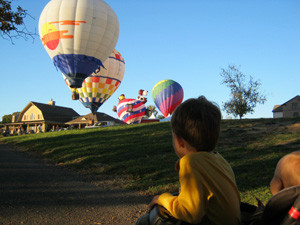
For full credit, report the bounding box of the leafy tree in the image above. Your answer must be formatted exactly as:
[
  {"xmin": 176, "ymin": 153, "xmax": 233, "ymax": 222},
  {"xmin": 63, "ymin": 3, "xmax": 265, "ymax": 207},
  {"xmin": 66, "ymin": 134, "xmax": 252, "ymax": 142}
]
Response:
[
  {"xmin": 1, "ymin": 112, "xmax": 20, "ymax": 124},
  {"xmin": 1, "ymin": 114, "xmax": 12, "ymax": 123},
  {"xmin": 157, "ymin": 115, "xmax": 165, "ymax": 120},
  {"xmin": 220, "ymin": 65, "xmax": 266, "ymax": 119},
  {"xmin": 146, "ymin": 105, "xmax": 158, "ymax": 118},
  {"xmin": 0, "ymin": 0, "xmax": 35, "ymax": 42}
]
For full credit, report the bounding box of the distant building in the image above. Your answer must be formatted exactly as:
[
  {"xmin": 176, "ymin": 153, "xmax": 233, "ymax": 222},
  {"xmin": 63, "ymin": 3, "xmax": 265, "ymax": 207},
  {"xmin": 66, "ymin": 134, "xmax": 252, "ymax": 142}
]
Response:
[
  {"xmin": 272, "ymin": 95, "xmax": 300, "ymax": 118},
  {"xmin": 4, "ymin": 100, "xmax": 79, "ymax": 134},
  {"xmin": 141, "ymin": 113, "xmax": 160, "ymax": 123},
  {"xmin": 66, "ymin": 112, "xmax": 125, "ymax": 128}
]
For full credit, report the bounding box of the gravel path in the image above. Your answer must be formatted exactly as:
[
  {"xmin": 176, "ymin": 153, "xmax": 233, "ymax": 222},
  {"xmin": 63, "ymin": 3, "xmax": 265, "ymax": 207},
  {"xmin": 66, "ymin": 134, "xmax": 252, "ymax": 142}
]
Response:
[{"xmin": 0, "ymin": 143, "xmax": 150, "ymax": 225}]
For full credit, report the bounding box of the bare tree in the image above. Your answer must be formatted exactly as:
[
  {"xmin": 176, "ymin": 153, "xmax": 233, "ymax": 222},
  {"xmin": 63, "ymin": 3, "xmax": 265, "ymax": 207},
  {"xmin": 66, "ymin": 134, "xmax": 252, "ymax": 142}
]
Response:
[
  {"xmin": 220, "ymin": 65, "xmax": 266, "ymax": 119},
  {"xmin": 0, "ymin": 0, "xmax": 36, "ymax": 43}
]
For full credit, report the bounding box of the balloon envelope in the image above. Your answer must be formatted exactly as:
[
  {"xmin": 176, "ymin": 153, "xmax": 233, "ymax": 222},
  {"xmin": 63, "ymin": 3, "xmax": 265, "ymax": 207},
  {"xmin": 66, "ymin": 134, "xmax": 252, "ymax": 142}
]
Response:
[
  {"xmin": 117, "ymin": 99, "xmax": 146, "ymax": 124},
  {"xmin": 63, "ymin": 49, "xmax": 125, "ymax": 114},
  {"xmin": 39, "ymin": 0, "xmax": 119, "ymax": 88},
  {"xmin": 152, "ymin": 79, "xmax": 184, "ymax": 118}
]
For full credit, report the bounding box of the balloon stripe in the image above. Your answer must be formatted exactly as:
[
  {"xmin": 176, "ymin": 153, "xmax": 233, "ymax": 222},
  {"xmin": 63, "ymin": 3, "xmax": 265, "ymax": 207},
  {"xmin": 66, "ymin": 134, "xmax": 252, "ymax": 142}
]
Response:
[
  {"xmin": 124, "ymin": 111, "xmax": 146, "ymax": 123},
  {"xmin": 109, "ymin": 56, "xmax": 125, "ymax": 64},
  {"xmin": 116, "ymin": 99, "xmax": 146, "ymax": 124},
  {"xmin": 158, "ymin": 89, "xmax": 183, "ymax": 115},
  {"xmin": 152, "ymin": 80, "xmax": 174, "ymax": 100}
]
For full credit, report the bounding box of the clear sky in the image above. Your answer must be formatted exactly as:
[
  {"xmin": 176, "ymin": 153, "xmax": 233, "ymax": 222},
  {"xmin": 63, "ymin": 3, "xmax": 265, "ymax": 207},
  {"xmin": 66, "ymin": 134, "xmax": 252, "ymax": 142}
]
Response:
[{"xmin": 1, "ymin": 0, "xmax": 300, "ymax": 120}]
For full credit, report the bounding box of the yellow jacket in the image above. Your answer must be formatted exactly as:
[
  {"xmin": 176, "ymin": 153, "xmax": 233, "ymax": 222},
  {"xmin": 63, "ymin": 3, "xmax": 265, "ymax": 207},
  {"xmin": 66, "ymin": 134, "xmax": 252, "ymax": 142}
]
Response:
[{"xmin": 158, "ymin": 152, "xmax": 240, "ymax": 225}]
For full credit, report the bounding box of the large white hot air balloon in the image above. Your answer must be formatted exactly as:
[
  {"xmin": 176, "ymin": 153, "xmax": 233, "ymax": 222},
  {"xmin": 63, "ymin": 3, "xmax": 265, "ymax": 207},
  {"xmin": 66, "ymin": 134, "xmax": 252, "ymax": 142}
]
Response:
[{"xmin": 39, "ymin": 0, "xmax": 119, "ymax": 88}]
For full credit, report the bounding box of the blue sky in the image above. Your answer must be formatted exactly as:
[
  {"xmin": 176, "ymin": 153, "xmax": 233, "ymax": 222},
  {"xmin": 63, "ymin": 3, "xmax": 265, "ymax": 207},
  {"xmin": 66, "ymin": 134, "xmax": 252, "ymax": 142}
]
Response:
[{"xmin": 1, "ymin": 0, "xmax": 300, "ymax": 120}]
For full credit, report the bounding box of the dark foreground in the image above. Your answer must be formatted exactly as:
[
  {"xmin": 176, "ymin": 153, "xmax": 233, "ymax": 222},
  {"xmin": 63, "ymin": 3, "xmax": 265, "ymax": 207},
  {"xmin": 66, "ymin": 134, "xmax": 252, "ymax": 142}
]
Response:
[{"xmin": 0, "ymin": 143, "xmax": 149, "ymax": 225}]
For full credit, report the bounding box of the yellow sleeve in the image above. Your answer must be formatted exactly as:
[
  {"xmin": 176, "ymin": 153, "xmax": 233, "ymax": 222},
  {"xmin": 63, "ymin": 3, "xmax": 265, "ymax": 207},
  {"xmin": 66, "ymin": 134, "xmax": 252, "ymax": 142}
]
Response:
[{"xmin": 157, "ymin": 156, "xmax": 208, "ymax": 224}]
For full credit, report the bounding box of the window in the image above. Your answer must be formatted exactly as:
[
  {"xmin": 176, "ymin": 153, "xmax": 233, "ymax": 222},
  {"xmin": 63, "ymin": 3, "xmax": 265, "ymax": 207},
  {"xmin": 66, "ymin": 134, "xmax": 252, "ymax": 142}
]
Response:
[
  {"xmin": 127, "ymin": 103, "xmax": 133, "ymax": 112},
  {"xmin": 38, "ymin": 114, "xmax": 41, "ymax": 120},
  {"xmin": 293, "ymin": 112, "xmax": 299, "ymax": 117},
  {"xmin": 30, "ymin": 113, "xmax": 35, "ymax": 120},
  {"xmin": 24, "ymin": 115, "xmax": 27, "ymax": 121},
  {"xmin": 292, "ymin": 103, "xmax": 297, "ymax": 109}
]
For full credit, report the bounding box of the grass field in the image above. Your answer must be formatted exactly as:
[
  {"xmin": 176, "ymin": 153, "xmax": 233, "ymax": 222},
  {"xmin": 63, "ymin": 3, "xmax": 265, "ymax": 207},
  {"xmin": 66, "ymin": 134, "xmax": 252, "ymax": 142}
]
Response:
[{"xmin": 2, "ymin": 118, "xmax": 300, "ymax": 205}]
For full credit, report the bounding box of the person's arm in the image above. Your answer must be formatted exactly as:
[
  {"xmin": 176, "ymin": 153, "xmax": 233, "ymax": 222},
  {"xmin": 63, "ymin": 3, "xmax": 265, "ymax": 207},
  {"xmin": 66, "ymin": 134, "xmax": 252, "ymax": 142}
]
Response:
[
  {"xmin": 149, "ymin": 195, "xmax": 159, "ymax": 209},
  {"xmin": 157, "ymin": 156, "xmax": 206, "ymax": 224},
  {"xmin": 270, "ymin": 159, "xmax": 284, "ymax": 195}
]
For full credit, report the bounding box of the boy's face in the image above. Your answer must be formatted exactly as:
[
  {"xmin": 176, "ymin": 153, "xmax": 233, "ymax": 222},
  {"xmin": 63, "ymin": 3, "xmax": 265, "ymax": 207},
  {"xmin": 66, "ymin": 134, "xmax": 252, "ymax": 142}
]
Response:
[
  {"xmin": 172, "ymin": 132, "xmax": 181, "ymax": 158},
  {"xmin": 172, "ymin": 131, "xmax": 198, "ymax": 158},
  {"xmin": 172, "ymin": 132, "xmax": 187, "ymax": 158}
]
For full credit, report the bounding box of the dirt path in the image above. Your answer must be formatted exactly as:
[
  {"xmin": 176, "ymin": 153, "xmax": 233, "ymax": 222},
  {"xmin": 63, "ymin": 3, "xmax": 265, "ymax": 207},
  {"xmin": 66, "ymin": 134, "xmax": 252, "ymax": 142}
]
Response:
[{"xmin": 0, "ymin": 143, "xmax": 150, "ymax": 225}]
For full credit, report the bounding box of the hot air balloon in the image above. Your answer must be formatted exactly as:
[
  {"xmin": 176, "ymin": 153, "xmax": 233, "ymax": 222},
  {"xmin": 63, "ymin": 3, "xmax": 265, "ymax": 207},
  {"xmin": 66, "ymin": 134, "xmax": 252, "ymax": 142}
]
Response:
[
  {"xmin": 63, "ymin": 49, "xmax": 125, "ymax": 114},
  {"xmin": 152, "ymin": 79, "xmax": 184, "ymax": 118},
  {"xmin": 39, "ymin": 0, "xmax": 119, "ymax": 88},
  {"xmin": 116, "ymin": 98, "xmax": 146, "ymax": 124}
]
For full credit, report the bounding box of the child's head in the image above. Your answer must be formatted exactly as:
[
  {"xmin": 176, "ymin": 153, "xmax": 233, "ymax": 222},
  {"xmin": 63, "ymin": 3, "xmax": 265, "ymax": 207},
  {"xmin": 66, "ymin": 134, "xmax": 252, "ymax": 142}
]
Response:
[
  {"xmin": 270, "ymin": 151, "xmax": 300, "ymax": 195},
  {"xmin": 171, "ymin": 96, "xmax": 221, "ymax": 152}
]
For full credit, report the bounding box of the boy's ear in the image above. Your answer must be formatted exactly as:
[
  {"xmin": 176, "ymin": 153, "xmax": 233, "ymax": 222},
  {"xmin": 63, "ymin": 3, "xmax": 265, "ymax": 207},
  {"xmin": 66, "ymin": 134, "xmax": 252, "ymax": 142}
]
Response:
[{"xmin": 174, "ymin": 134, "xmax": 185, "ymax": 148}]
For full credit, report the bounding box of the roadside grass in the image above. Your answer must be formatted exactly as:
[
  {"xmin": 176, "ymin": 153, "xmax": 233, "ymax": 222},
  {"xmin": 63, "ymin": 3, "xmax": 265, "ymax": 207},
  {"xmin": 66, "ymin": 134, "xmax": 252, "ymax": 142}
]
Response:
[{"xmin": 2, "ymin": 118, "xmax": 300, "ymax": 205}]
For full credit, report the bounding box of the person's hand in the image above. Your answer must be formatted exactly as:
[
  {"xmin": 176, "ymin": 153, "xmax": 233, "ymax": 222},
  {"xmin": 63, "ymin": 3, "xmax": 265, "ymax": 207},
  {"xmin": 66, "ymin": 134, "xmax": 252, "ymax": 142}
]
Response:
[
  {"xmin": 175, "ymin": 159, "xmax": 180, "ymax": 172},
  {"xmin": 149, "ymin": 195, "xmax": 159, "ymax": 209}
]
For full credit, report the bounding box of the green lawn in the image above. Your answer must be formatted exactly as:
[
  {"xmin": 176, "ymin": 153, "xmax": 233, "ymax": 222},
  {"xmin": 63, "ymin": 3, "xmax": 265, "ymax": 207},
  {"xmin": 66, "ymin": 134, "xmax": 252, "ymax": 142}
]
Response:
[{"xmin": 2, "ymin": 118, "xmax": 300, "ymax": 205}]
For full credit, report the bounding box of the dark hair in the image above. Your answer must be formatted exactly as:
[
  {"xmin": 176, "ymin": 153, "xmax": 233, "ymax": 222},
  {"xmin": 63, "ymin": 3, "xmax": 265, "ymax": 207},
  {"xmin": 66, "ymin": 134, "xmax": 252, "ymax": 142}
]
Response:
[{"xmin": 171, "ymin": 96, "xmax": 221, "ymax": 151}]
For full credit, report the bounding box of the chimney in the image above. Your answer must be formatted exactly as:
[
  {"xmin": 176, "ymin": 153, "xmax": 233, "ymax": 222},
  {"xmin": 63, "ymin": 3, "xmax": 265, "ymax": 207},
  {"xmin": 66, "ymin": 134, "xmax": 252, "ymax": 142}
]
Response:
[{"xmin": 48, "ymin": 99, "xmax": 55, "ymax": 106}]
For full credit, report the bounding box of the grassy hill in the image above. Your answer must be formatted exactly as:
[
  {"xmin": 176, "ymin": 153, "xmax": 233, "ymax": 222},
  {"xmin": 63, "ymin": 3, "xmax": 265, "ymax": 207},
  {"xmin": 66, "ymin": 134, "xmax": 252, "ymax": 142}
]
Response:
[{"xmin": 2, "ymin": 118, "xmax": 300, "ymax": 205}]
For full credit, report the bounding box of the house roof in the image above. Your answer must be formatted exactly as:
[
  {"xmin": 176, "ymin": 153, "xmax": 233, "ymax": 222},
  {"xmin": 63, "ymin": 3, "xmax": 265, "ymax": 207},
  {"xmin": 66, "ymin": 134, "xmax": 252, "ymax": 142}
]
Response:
[
  {"xmin": 17, "ymin": 101, "xmax": 80, "ymax": 123},
  {"xmin": 66, "ymin": 112, "xmax": 125, "ymax": 124},
  {"xmin": 272, "ymin": 105, "xmax": 283, "ymax": 113},
  {"xmin": 272, "ymin": 95, "xmax": 300, "ymax": 113}
]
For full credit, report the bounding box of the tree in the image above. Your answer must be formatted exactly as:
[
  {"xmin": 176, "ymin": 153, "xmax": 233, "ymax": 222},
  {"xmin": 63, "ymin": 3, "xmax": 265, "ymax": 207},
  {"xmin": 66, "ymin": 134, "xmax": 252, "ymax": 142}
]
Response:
[
  {"xmin": 1, "ymin": 112, "xmax": 20, "ymax": 124},
  {"xmin": 146, "ymin": 105, "xmax": 158, "ymax": 118},
  {"xmin": 1, "ymin": 114, "xmax": 12, "ymax": 123},
  {"xmin": 157, "ymin": 115, "xmax": 165, "ymax": 120},
  {"xmin": 220, "ymin": 65, "xmax": 266, "ymax": 119},
  {"xmin": 0, "ymin": 0, "xmax": 35, "ymax": 42}
]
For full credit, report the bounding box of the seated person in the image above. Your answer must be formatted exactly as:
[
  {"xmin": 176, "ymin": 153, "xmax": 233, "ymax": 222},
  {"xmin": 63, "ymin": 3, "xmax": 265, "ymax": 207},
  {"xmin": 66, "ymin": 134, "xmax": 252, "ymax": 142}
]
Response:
[
  {"xmin": 136, "ymin": 96, "xmax": 241, "ymax": 225},
  {"xmin": 241, "ymin": 152, "xmax": 300, "ymax": 224},
  {"xmin": 270, "ymin": 151, "xmax": 300, "ymax": 195}
]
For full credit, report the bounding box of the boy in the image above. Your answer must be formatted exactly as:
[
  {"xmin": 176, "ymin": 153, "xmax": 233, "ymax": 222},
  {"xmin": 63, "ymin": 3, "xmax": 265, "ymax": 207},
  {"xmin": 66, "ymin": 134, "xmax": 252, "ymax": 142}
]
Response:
[
  {"xmin": 136, "ymin": 96, "xmax": 241, "ymax": 225},
  {"xmin": 270, "ymin": 151, "xmax": 300, "ymax": 195}
]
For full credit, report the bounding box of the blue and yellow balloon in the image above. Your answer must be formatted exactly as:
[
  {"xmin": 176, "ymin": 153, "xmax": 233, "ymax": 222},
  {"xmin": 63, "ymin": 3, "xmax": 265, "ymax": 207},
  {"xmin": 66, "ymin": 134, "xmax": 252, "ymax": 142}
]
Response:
[{"xmin": 39, "ymin": 0, "xmax": 119, "ymax": 88}]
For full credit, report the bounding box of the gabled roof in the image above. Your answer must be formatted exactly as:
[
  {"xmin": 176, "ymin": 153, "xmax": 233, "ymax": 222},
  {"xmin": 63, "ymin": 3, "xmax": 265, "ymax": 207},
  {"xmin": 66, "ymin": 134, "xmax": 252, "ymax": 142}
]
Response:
[
  {"xmin": 17, "ymin": 101, "xmax": 79, "ymax": 123},
  {"xmin": 272, "ymin": 105, "xmax": 283, "ymax": 113},
  {"xmin": 272, "ymin": 95, "xmax": 300, "ymax": 113},
  {"xmin": 66, "ymin": 112, "xmax": 125, "ymax": 124}
]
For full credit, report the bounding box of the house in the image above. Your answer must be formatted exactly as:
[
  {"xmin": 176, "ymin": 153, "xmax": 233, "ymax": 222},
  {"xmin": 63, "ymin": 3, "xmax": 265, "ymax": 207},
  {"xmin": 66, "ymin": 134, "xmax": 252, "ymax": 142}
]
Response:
[
  {"xmin": 272, "ymin": 95, "xmax": 300, "ymax": 118},
  {"xmin": 65, "ymin": 112, "xmax": 125, "ymax": 128},
  {"xmin": 4, "ymin": 100, "xmax": 79, "ymax": 134}
]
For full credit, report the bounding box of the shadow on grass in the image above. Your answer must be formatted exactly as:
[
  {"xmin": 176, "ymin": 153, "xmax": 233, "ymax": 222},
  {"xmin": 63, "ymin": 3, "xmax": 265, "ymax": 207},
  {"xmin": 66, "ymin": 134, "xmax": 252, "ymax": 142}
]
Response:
[
  {"xmin": 227, "ymin": 139, "xmax": 300, "ymax": 193},
  {"xmin": 2, "ymin": 123, "xmax": 176, "ymax": 192},
  {"xmin": 3, "ymin": 119, "xmax": 300, "ymax": 200},
  {"xmin": 0, "ymin": 143, "xmax": 150, "ymax": 208}
]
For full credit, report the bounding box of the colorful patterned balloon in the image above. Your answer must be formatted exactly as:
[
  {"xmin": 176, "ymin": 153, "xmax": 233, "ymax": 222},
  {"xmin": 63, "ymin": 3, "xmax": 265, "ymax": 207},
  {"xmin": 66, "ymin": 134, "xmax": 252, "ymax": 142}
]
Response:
[
  {"xmin": 63, "ymin": 49, "xmax": 125, "ymax": 114},
  {"xmin": 39, "ymin": 0, "xmax": 119, "ymax": 88},
  {"xmin": 117, "ymin": 99, "xmax": 146, "ymax": 124},
  {"xmin": 152, "ymin": 79, "xmax": 184, "ymax": 118}
]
